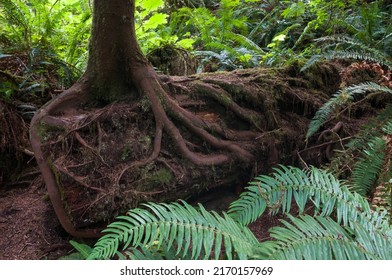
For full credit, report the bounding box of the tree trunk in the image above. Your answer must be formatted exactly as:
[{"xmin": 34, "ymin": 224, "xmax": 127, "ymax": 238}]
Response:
[
  {"xmin": 29, "ymin": 0, "xmax": 344, "ymax": 237},
  {"xmin": 85, "ymin": 0, "xmax": 143, "ymax": 102}
]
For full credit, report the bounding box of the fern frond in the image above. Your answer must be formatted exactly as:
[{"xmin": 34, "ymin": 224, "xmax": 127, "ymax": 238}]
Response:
[
  {"xmin": 69, "ymin": 240, "xmax": 92, "ymax": 259},
  {"xmin": 228, "ymin": 166, "xmax": 390, "ymax": 234},
  {"xmin": 324, "ymin": 50, "xmax": 392, "ymax": 69},
  {"xmin": 88, "ymin": 201, "xmax": 259, "ymax": 260},
  {"xmin": 0, "ymin": 0, "xmax": 28, "ymax": 30},
  {"xmin": 300, "ymin": 54, "xmax": 323, "ymax": 72},
  {"xmin": 228, "ymin": 166, "xmax": 310, "ymax": 225},
  {"xmin": 351, "ymin": 137, "xmax": 387, "ymax": 195},
  {"xmin": 352, "ymin": 221, "xmax": 392, "ymax": 260},
  {"xmin": 255, "ymin": 214, "xmax": 392, "ymax": 260},
  {"xmin": 383, "ymin": 120, "xmax": 392, "ymax": 134},
  {"xmin": 306, "ymin": 82, "xmax": 392, "ymax": 139},
  {"xmin": 328, "ymin": 105, "xmax": 392, "ymax": 177},
  {"xmin": 301, "ymin": 35, "xmax": 392, "ymax": 71}
]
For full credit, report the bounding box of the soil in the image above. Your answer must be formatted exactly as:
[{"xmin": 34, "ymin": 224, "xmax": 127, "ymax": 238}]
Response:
[{"xmin": 0, "ymin": 177, "xmax": 72, "ymax": 259}]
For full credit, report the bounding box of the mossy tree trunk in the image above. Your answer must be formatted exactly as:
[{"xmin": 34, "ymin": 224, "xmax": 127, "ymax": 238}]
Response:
[{"xmin": 29, "ymin": 0, "xmax": 343, "ymax": 237}]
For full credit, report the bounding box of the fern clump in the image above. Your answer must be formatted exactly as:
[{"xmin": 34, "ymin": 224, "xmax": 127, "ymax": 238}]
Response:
[
  {"xmin": 255, "ymin": 214, "xmax": 392, "ymax": 260},
  {"xmin": 85, "ymin": 166, "xmax": 392, "ymax": 260},
  {"xmin": 301, "ymin": 35, "xmax": 392, "ymax": 72},
  {"xmin": 88, "ymin": 201, "xmax": 259, "ymax": 260}
]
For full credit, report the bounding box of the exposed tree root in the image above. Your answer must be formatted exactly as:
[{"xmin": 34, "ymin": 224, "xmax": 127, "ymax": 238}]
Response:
[{"xmin": 30, "ymin": 63, "xmax": 342, "ymax": 237}]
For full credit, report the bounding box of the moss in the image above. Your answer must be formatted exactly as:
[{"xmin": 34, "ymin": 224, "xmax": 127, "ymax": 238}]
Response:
[
  {"xmin": 220, "ymin": 93, "xmax": 233, "ymax": 106},
  {"xmin": 134, "ymin": 165, "xmax": 173, "ymax": 192},
  {"xmin": 150, "ymin": 168, "xmax": 173, "ymax": 185},
  {"xmin": 120, "ymin": 143, "xmax": 132, "ymax": 161},
  {"xmin": 37, "ymin": 120, "xmax": 65, "ymax": 141}
]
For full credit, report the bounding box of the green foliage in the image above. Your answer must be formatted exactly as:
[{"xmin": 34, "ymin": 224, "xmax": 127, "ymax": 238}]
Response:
[
  {"xmin": 302, "ymin": 11, "xmax": 391, "ymax": 202},
  {"xmin": 306, "ymin": 82, "xmax": 392, "ymax": 139},
  {"xmin": 351, "ymin": 137, "xmax": 388, "ymax": 195},
  {"xmin": 135, "ymin": 0, "xmax": 195, "ymax": 54},
  {"xmin": 171, "ymin": 1, "xmax": 265, "ymax": 70},
  {"xmin": 328, "ymin": 105, "xmax": 392, "ymax": 203},
  {"xmin": 85, "ymin": 166, "xmax": 392, "ymax": 260},
  {"xmin": 1, "ymin": 0, "xmax": 390, "ymax": 260},
  {"xmin": 301, "ymin": 35, "xmax": 392, "ymax": 71},
  {"xmin": 2, "ymin": 0, "xmax": 389, "ymax": 74},
  {"xmin": 255, "ymin": 214, "xmax": 392, "ymax": 260},
  {"xmin": 88, "ymin": 201, "xmax": 259, "ymax": 260},
  {"xmin": 0, "ymin": 0, "xmax": 92, "ymax": 68}
]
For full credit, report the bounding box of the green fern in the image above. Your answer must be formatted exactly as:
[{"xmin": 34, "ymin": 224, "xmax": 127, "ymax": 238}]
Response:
[
  {"xmin": 351, "ymin": 137, "xmax": 388, "ymax": 196},
  {"xmin": 254, "ymin": 214, "xmax": 392, "ymax": 260},
  {"xmin": 301, "ymin": 35, "xmax": 392, "ymax": 71},
  {"xmin": 306, "ymin": 82, "xmax": 392, "ymax": 139},
  {"xmin": 88, "ymin": 201, "xmax": 259, "ymax": 260},
  {"xmin": 0, "ymin": 0, "xmax": 28, "ymax": 28},
  {"xmin": 0, "ymin": 0, "xmax": 30, "ymax": 47},
  {"xmin": 228, "ymin": 166, "xmax": 390, "ymax": 234},
  {"xmin": 328, "ymin": 105, "xmax": 392, "ymax": 178},
  {"xmin": 86, "ymin": 166, "xmax": 392, "ymax": 260},
  {"xmin": 69, "ymin": 240, "xmax": 93, "ymax": 259},
  {"xmin": 324, "ymin": 50, "xmax": 392, "ymax": 69}
]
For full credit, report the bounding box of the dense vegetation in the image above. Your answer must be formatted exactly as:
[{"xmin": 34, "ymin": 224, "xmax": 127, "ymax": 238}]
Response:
[{"xmin": 1, "ymin": 0, "xmax": 391, "ymax": 259}]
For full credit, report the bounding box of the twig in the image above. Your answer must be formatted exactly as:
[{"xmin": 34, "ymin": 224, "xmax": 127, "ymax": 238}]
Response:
[
  {"xmin": 74, "ymin": 132, "xmax": 109, "ymax": 167},
  {"xmin": 297, "ymin": 150, "xmax": 309, "ymax": 169},
  {"xmin": 298, "ymin": 136, "xmax": 352, "ymax": 153},
  {"xmin": 97, "ymin": 121, "xmax": 103, "ymax": 153}
]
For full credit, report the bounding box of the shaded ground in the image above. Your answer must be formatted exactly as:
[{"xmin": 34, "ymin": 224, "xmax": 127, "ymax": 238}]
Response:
[{"xmin": 0, "ymin": 177, "xmax": 72, "ymax": 259}]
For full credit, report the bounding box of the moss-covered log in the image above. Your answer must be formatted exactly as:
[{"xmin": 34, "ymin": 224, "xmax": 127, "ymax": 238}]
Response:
[
  {"xmin": 30, "ymin": 61, "xmax": 345, "ymax": 237},
  {"xmin": 28, "ymin": 0, "xmax": 346, "ymax": 237}
]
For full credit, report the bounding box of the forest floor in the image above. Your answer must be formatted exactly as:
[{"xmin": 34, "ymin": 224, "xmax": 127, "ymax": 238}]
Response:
[{"xmin": 0, "ymin": 177, "xmax": 71, "ymax": 259}]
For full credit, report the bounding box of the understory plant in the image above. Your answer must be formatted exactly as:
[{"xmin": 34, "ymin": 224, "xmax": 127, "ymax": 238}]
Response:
[
  {"xmin": 73, "ymin": 166, "xmax": 392, "ymax": 260},
  {"xmin": 303, "ymin": 28, "xmax": 392, "ymax": 208}
]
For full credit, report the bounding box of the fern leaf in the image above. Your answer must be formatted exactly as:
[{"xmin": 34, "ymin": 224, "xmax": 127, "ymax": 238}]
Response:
[
  {"xmin": 307, "ymin": 82, "xmax": 392, "ymax": 138},
  {"xmin": 383, "ymin": 120, "xmax": 392, "ymax": 134},
  {"xmin": 88, "ymin": 201, "xmax": 259, "ymax": 260},
  {"xmin": 352, "ymin": 222, "xmax": 392, "ymax": 260},
  {"xmin": 310, "ymin": 35, "xmax": 392, "ymax": 68},
  {"xmin": 255, "ymin": 214, "xmax": 392, "ymax": 260},
  {"xmin": 324, "ymin": 50, "xmax": 392, "ymax": 69},
  {"xmin": 300, "ymin": 54, "xmax": 323, "ymax": 72},
  {"xmin": 351, "ymin": 137, "xmax": 387, "ymax": 195},
  {"xmin": 228, "ymin": 166, "xmax": 314, "ymax": 225},
  {"xmin": 328, "ymin": 105, "xmax": 392, "ymax": 177},
  {"xmin": 228, "ymin": 166, "xmax": 390, "ymax": 235},
  {"xmin": 0, "ymin": 0, "xmax": 28, "ymax": 30},
  {"xmin": 69, "ymin": 240, "xmax": 92, "ymax": 259}
]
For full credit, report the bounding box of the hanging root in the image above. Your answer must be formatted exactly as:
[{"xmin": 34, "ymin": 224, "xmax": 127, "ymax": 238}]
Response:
[{"xmin": 135, "ymin": 67, "xmax": 261, "ymax": 166}]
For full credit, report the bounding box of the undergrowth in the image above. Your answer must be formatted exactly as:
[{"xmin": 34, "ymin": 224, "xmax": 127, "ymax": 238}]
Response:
[{"xmin": 68, "ymin": 166, "xmax": 391, "ymax": 260}]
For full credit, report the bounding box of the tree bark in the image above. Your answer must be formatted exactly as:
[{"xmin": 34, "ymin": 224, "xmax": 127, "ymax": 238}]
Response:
[{"xmin": 85, "ymin": 0, "xmax": 143, "ymax": 102}]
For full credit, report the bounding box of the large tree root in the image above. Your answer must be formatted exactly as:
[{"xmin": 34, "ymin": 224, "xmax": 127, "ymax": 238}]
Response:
[{"xmin": 30, "ymin": 64, "xmax": 340, "ymax": 237}]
